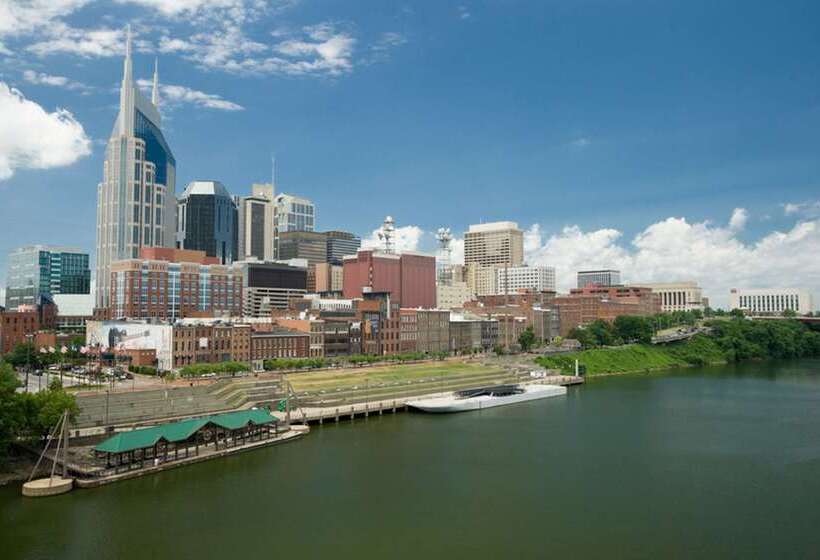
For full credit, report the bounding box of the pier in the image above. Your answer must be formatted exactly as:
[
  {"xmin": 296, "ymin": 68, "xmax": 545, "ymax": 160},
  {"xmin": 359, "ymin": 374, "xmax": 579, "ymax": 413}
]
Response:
[{"xmin": 283, "ymin": 376, "xmax": 583, "ymax": 425}]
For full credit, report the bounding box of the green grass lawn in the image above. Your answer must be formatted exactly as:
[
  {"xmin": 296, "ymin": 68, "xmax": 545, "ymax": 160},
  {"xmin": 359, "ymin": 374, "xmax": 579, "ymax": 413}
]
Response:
[
  {"xmin": 536, "ymin": 345, "xmax": 689, "ymax": 376},
  {"xmin": 288, "ymin": 361, "xmax": 503, "ymax": 391}
]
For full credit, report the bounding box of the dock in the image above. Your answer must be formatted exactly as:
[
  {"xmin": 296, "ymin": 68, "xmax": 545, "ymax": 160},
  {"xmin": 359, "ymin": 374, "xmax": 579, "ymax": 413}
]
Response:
[{"xmin": 283, "ymin": 376, "xmax": 583, "ymax": 425}]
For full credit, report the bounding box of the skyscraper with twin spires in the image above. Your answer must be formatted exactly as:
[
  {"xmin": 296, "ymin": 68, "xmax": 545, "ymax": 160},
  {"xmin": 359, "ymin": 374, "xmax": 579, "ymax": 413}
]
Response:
[{"xmin": 95, "ymin": 26, "xmax": 176, "ymax": 309}]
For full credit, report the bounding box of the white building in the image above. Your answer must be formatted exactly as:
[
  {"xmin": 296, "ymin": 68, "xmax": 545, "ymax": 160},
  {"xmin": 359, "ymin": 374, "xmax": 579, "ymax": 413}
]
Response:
[
  {"xmin": 496, "ymin": 266, "xmax": 556, "ymax": 294},
  {"xmin": 577, "ymin": 269, "xmax": 621, "ymax": 288},
  {"xmin": 96, "ymin": 30, "xmax": 176, "ymax": 309},
  {"xmin": 275, "ymin": 193, "xmax": 315, "ymax": 233},
  {"xmin": 436, "ymin": 283, "xmax": 474, "ymax": 310},
  {"xmin": 640, "ymin": 282, "xmax": 704, "ymax": 312},
  {"xmin": 729, "ymin": 288, "xmax": 814, "ymax": 316}
]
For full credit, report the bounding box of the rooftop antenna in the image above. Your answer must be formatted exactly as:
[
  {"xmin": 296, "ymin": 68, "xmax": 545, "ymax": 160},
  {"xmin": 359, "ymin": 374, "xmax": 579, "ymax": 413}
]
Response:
[
  {"xmin": 436, "ymin": 227, "xmax": 453, "ymax": 285},
  {"xmin": 271, "ymin": 153, "xmax": 276, "ymax": 193},
  {"xmin": 377, "ymin": 216, "xmax": 396, "ymax": 254}
]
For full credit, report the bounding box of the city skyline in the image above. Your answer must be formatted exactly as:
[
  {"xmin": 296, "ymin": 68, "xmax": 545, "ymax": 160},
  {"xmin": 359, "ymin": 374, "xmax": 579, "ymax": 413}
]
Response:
[{"xmin": 1, "ymin": 1, "xmax": 819, "ymax": 307}]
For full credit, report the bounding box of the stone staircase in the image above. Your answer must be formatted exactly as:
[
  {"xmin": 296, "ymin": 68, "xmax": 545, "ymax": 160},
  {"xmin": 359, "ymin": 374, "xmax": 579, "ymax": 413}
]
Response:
[{"xmin": 74, "ymin": 376, "xmax": 286, "ymax": 428}]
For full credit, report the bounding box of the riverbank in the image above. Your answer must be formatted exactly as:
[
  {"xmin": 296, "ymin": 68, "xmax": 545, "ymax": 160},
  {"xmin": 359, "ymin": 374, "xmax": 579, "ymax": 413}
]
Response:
[
  {"xmin": 537, "ymin": 318, "xmax": 820, "ymax": 376},
  {"xmin": 536, "ymin": 338, "xmax": 725, "ymax": 376}
]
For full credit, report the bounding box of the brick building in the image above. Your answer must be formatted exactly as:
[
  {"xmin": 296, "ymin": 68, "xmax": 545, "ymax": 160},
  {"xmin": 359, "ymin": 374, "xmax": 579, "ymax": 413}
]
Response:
[
  {"xmin": 0, "ymin": 298, "xmax": 58, "ymax": 354},
  {"xmin": 401, "ymin": 308, "xmax": 450, "ymax": 354},
  {"xmin": 274, "ymin": 317, "xmax": 325, "ymax": 357},
  {"xmin": 250, "ymin": 329, "xmax": 310, "ymax": 360},
  {"xmin": 553, "ymin": 285, "xmax": 661, "ymax": 336},
  {"xmin": 343, "ymin": 249, "xmax": 436, "ymax": 308},
  {"xmin": 110, "ymin": 248, "xmax": 242, "ymax": 322}
]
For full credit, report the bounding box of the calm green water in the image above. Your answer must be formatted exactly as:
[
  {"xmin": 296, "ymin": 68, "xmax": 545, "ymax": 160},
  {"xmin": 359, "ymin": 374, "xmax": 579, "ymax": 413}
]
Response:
[{"xmin": 3, "ymin": 360, "xmax": 820, "ymax": 559}]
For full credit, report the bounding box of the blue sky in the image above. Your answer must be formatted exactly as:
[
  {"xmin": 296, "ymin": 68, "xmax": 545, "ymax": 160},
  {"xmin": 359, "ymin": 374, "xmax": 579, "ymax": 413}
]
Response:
[{"xmin": 1, "ymin": 1, "xmax": 819, "ymax": 306}]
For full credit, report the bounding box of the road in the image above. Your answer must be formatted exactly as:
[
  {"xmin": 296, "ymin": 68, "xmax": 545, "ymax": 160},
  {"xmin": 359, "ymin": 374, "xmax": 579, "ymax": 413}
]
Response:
[{"xmin": 14, "ymin": 370, "xmax": 161, "ymax": 394}]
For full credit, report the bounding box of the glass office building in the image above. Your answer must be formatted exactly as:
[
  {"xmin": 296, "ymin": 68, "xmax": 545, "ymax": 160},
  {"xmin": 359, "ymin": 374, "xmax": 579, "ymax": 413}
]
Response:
[
  {"xmin": 96, "ymin": 28, "xmax": 176, "ymax": 308},
  {"xmin": 5, "ymin": 246, "xmax": 91, "ymax": 309},
  {"xmin": 177, "ymin": 181, "xmax": 238, "ymax": 264},
  {"xmin": 325, "ymin": 230, "xmax": 361, "ymax": 265}
]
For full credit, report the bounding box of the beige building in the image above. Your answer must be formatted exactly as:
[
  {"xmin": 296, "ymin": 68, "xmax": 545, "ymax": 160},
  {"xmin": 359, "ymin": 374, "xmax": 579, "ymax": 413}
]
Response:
[
  {"xmin": 237, "ymin": 183, "xmax": 276, "ymax": 262},
  {"xmin": 436, "ymin": 282, "xmax": 474, "ymax": 310},
  {"xmin": 640, "ymin": 281, "xmax": 704, "ymax": 312},
  {"xmin": 466, "ymin": 263, "xmax": 501, "ymax": 297},
  {"xmin": 314, "ymin": 263, "xmax": 343, "ymax": 293},
  {"xmin": 464, "ymin": 221, "xmax": 524, "ymax": 267}
]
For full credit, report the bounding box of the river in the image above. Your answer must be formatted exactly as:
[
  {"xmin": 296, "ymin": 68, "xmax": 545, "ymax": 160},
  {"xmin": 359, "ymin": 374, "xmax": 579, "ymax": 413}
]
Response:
[{"xmin": 3, "ymin": 359, "xmax": 820, "ymax": 559}]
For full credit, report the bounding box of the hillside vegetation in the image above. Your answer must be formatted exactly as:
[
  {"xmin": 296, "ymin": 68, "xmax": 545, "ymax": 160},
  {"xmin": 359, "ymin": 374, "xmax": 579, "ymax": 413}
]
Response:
[{"xmin": 537, "ymin": 319, "xmax": 820, "ymax": 376}]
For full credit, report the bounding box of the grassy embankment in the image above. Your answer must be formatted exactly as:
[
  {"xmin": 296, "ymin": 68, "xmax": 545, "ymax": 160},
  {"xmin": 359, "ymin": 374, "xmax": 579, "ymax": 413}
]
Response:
[
  {"xmin": 536, "ymin": 335, "xmax": 730, "ymax": 376},
  {"xmin": 538, "ymin": 317, "xmax": 820, "ymax": 377}
]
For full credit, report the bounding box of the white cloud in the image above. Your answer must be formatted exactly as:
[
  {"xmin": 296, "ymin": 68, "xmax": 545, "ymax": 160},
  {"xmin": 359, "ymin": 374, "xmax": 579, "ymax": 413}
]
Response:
[
  {"xmin": 523, "ymin": 210, "xmax": 820, "ymax": 308},
  {"xmin": 728, "ymin": 207, "xmax": 748, "ymax": 230},
  {"xmin": 136, "ymin": 79, "xmax": 243, "ymax": 111},
  {"xmin": 458, "ymin": 6, "xmax": 471, "ymax": 20},
  {"xmin": 23, "ymin": 69, "xmax": 90, "ymax": 92},
  {"xmin": 394, "ymin": 209, "xmax": 820, "ymax": 309},
  {"xmin": 371, "ymin": 32, "xmax": 406, "ymax": 52},
  {"xmin": 27, "ymin": 25, "xmax": 125, "ymax": 57},
  {"xmin": 0, "ymin": 0, "xmax": 90, "ymax": 38},
  {"xmin": 273, "ymin": 23, "xmax": 356, "ymax": 75},
  {"xmin": 362, "ymin": 224, "xmax": 425, "ymax": 254},
  {"xmin": 0, "ymin": 82, "xmax": 91, "ymax": 181},
  {"xmin": 0, "ymin": 41, "xmax": 11, "ymax": 55},
  {"xmin": 569, "ymin": 137, "xmax": 591, "ymax": 148},
  {"xmin": 159, "ymin": 21, "xmax": 360, "ymax": 78},
  {"xmin": 783, "ymin": 200, "xmax": 820, "ymax": 219}
]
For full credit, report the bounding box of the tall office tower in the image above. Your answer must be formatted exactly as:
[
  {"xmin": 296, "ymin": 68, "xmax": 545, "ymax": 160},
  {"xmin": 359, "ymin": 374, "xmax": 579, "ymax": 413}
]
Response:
[
  {"xmin": 5, "ymin": 246, "xmax": 90, "ymax": 309},
  {"xmin": 237, "ymin": 183, "xmax": 275, "ymax": 261},
  {"xmin": 176, "ymin": 181, "xmax": 238, "ymax": 264},
  {"xmin": 325, "ymin": 230, "xmax": 361, "ymax": 265},
  {"xmin": 95, "ymin": 28, "xmax": 176, "ymax": 309},
  {"xmin": 577, "ymin": 269, "xmax": 621, "ymax": 289},
  {"xmin": 464, "ymin": 222, "xmax": 524, "ymax": 267},
  {"xmin": 275, "ymin": 193, "xmax": 315, "ymax": 233}
]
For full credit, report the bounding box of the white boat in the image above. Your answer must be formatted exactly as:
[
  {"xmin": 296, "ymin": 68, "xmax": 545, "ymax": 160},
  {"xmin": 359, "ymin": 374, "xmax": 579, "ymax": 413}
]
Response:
[{"xmin": 406, "ymin": 383, "xmax": 566, "ymax": 413}]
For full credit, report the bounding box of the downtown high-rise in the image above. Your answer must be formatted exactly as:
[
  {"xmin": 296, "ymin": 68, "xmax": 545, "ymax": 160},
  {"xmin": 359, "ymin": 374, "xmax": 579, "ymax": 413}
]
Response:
[{"xmin": 95, "ymin": 27, "xmax": 176, "ymax": 309}]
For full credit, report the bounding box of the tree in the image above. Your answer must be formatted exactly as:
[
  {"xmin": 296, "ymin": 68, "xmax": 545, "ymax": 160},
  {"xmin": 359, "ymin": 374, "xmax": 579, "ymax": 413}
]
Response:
[
  {"xmin": 568, "ymin": 327, "xmax": 595, "ymax": 348},
  {"xmin": 613, "ymin": 316, "xmax": 653, "ymax": 344},
  {"xmin": 518, "ymin": 327, "xmax": 536, "ymax": 352},
  {"xmin": 19, "ymin": 380, "xmax": 79, "ymax": 440},
  {"xmin": 586, "ymin": 320, "xmax": 618, "ymax": 346},
  {"xmin": 783, "ymin": 309, "xmax": 797, "ymax": 318},
  {"xmin": 0, "ymin": 362, "xmax": 25, "ymax": 462},
  {"xmin": 729, "ymin": 308, "xmax": 745, "ymax": 319},
  {"xmin": 4, "ymin": 342, "xmax": 40, "ymax": 369}
]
